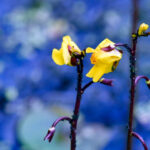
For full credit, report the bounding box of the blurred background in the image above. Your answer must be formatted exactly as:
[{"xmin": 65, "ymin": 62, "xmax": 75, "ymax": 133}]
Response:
[{"xmin": 0, "ymin": 0, "xmax": 150, "ymax": 150}]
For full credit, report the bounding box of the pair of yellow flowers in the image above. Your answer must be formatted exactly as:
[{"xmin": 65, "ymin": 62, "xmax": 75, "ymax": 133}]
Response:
[
  {"xmin": 52, "ymin": 23, "xmax": 149, "ymax": 82},
  {"xmin": 52, "ymin": 36, "xmax": 122, "ymax": 82}
]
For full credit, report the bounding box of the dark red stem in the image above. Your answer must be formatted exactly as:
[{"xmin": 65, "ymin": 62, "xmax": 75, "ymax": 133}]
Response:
[
  {"xmin": 81, "ymin": 78, "xmax": 113, "ymax": 93},
  {"xmin": 132, "ymin": 132, "xmax": 148, "ymax": 150},
  {"xmin": 126, "ymin": 0, "xmax": 139, "ymax": 149},
  {"xmin": 115, "ymin": 43, "xmax": 132, "ymax": 53},
  {"xmin": 70, "ymin": 59, "xmax": 83, "ymax": 150},
  {"xmin": 44, "ymin": 116, "xmax": 72, "ymax": 142},
  {"xmin": 126, "ymin": 37, "xmax": 137, "ymax": 150},
  {"xmin": 135, "ymin": 75, "xmax": 149, "ymax": 86},
  {"xmin": 52, "ymin": 116, "xmax": 72, "ymax": 127},
  {"xmin": 132, "ymin": 0, "xmax": 139, "ymax": 34},
  {"xmin": 81, "ymin": 81, "xmax": 93, "ymax": 93}
]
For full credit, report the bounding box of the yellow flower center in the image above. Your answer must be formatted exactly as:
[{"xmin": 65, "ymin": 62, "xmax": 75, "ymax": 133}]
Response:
[
  {"xmin": 68, "ymin": 45, "xmax": 72, "ymax": 55},
  {"xmin": 68, "ymin": 45, "xmax": 81, "ymax": 56}
]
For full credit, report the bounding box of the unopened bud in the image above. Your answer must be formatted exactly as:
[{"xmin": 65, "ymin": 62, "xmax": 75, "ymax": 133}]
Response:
[
  {"xmin": 100, "ymin": 78, "xmax": 113, "ymax": 86},
  {"xmin": 44, "ymin": 127, "xmax": 55, "ymax": 142},
  {"xmin": 135, "ymin": 75, "xmax": 150, "ymax": 89},
  {"xmin": 138, "ymin": 23, "xmax": 149, "ymax": 36},
  {"xmin": 146, "ymin": 80, "xmax": 150, "ymax": 89}
]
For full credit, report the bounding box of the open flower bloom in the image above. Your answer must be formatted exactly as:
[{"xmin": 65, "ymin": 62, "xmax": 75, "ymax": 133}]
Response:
[
  {"xmin": 86, "ymin": 39, "xmax": 122, "ymax": 82},
  {"xmin": 52, "ymin": 36, "xmax": 81, "ymax": 66},
  {"xmin": 138, "ymin": 23, "xmax": 149, "ymax": 35}
]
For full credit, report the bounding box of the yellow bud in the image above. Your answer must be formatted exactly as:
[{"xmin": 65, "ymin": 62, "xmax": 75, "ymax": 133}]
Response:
[
  {"xmin": 132, "ymin": 34, "xmax": 137, "ymax": 38},
  {"xmin": 138, "ymin": 23, "xmax": 149, "ymax": 36},
  {"xmin": 146, "ymin": 80, "xmax": 150, "ymax": 89},
  {"xmin": 146, "ymin": 80, "xmax": 150, "ymax": 85}
]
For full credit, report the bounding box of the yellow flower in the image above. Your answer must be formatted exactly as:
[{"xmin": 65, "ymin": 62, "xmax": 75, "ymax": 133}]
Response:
[
  {"xmin": 52, "ymin": 36, "xmax": 81, "ymax": 66},
  {"xmin": 138, "ymin": 23, "xmax": 149, "ymax": 35},
  {"xmin": 86, "ymin": 39, "xmax": 122, "ymax": 82}
]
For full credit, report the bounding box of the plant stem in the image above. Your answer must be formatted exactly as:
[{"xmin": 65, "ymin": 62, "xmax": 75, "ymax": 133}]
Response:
[
  {"xmin": 131, "ymin": 132, "xmax": 148, "ymax": 150},
  {"xmin": 126, "ymin": 37, "xmax": 137, "ymax": 150},
  {"xmin": 52, "ymin": 116, "xmax": 72, "ymax": 127},
  {"xmin": 81, "ymin": 78, "xmax": 113, "ymax": 94},
  {"xmin": 135, "ymin": 75, "xmax": 150, "ymax": 86},
  {"xmin": 82, "ymin": 81, "xmax": 93, "ymax": 93},
  {"xmin": 70, "ymin": 59, "xmax": 83, "ymax": 150},
  {"xmin": 126, "ymin": 0, "xmax": 139, "ymax": 149},
  {"xmin": 132, "ymin": 0, "xmax": 139, "ymax": 34}
]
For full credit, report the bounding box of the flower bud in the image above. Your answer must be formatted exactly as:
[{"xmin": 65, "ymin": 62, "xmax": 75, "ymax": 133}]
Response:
[
  {"xmin": 100, "ymin": 78, "xmax": 113, "ymax": 86},
  {"xmin": 101, "ymin": 45, "xmax": 115, "ymax": 52},
  {"xmin": 138, "ymin": 23, "xmax": 149, "ymax": 36},
  {"xmin": 135, "ymin": 75, "xmax": 150, "ymax": 89},
  {"xmin": 44, "ymin": 127, "xmax": 55, "ymax": 142},
  {"xmin": 146, "ymin": 80, "xmax": 150, "ymax": 89}
]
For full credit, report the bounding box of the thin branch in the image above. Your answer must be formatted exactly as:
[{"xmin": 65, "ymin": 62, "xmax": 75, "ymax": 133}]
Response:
[
  {"xmin": 81, "ymin": 78, "xmax": 113, "ymax": 94},
  {"xmin": 44, "ymin": 116, "xmax": 71, "ymax": 142},
  {"xmin": 139, "ymin": 32, "xmax": 150, "ymax": 37},
  {"xmin": 135, "ymin": 75, "xmax": 149, "ymax": 86},
  {"xmin": 132, "ymin": 131, "xmax": 148, "ymax": 150},
  {"xmin": 115, "ymin": 43, "xmax": 132, "ymax": 53},
  {"xmin": 81, "ymin": 81, "xmax": 94, "ymax": 93},
  {"xmin": 52, "ymin": 116, "xmax": 72, "ymax": 127}
]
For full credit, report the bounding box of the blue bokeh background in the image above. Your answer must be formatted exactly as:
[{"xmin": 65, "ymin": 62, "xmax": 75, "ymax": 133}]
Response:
[{"xmin": 0, "ymin": 0, "xmax": 150, "ymax": 150}]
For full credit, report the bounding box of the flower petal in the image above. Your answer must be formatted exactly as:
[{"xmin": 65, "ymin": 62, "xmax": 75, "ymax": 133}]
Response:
[
  {"xmin": 61, "ymin": 36, "xmax": 71, "ymax": 64},
  {"xmin": 70, "ymin": 41, "xmax": 81, "ymax": 53},
  {"xmin": 96, "ymin": 38, "xmax": 115, "ymax": 51},
  {"xmin": 86, "ymin": 60, "xmax": 119, "ymax": 82},
  {"xmin": 86, "ymin": 38, "xmax": 122, "ymax": 82},
  {"xmin": 61, "ymin": 35, "xmax": 81, "ymax": 65},
  {"xmin": 52, "ymin": 48, "xmax": 64, "ymax": 65},
  {"xmin": 86, "ymin": 63, "xmax": 107, "ymax": 82},
  {"xmin": 98, "ymin": 49, "xmax": 122, "ymax": 64},
  {"xmin": 63, "ymin": 36, "xmax": 80, "ymax": 53},
  {"xmin": 86, "ymin": 65, "xmax": 98, "ymax": 78},
  {"xmin": 86, "ymin": 47, "xmax": 95, "ymax": 53}
]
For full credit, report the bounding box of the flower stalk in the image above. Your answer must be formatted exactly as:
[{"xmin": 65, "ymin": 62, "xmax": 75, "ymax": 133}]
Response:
[
  {"xmin": 126, "ymin": 36, "xmax": 137, "ymax": 150},
  {"xmin": 70, "ymin": 58, "xmax": 83, "ymax": 150},
  {"xmin": 44, "ymin": 116, "xmax": 72, "ymax": 142},
  {"xmin": 126, "ymin": 0, "xmax": 139, "ymax": 149},
  {"xmin": 52, "ymin": 116, "xmax": 72, "ymax": 127},
  {"xmin": 126, "ymin": 27, "xmax": 150, "ymax": 150},
  {"xmin": 81, "ymin": 78, "xmax": 113, "ymax": 94},
  {"xmin": 131, "ymin": 132, "xmax": 148, "ymax": 150},
  {"xmin": 135, "ymin": 75, "xmax": 150, "ymax": 87}
]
